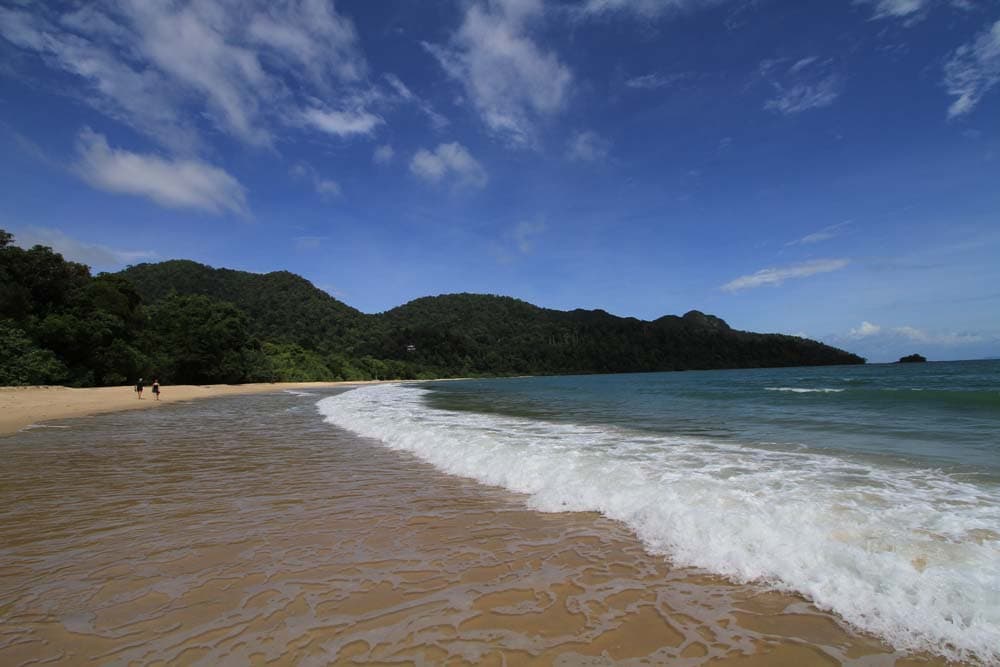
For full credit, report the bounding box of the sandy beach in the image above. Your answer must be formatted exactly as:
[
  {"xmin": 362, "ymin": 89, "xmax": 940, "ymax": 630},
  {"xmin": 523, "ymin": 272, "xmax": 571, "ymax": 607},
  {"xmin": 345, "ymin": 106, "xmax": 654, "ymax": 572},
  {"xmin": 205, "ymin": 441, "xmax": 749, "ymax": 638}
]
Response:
[
  {"xmin": 1, "ymin": 387, "xmax": 949, "ymax": 666},
  {"xmin": 0, "ymin": 381, "xmax": 387, "ymax": 436}
]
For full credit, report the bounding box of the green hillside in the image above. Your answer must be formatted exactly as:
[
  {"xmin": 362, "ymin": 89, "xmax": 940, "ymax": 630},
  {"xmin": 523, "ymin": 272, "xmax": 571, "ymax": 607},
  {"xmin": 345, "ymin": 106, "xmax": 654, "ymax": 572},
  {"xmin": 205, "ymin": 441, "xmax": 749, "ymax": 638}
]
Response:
[{"xmin": 0, "ymin": 229, "xmax": 863, "ymax": 387}]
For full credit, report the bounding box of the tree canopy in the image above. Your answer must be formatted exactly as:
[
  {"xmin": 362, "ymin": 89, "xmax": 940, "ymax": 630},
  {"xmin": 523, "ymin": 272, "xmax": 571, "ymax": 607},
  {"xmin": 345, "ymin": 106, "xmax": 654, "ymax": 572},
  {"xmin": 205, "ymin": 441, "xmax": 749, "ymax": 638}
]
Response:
[{"xmin": 0, "ymin": 228, "xmax": 864, "ymax": 387}]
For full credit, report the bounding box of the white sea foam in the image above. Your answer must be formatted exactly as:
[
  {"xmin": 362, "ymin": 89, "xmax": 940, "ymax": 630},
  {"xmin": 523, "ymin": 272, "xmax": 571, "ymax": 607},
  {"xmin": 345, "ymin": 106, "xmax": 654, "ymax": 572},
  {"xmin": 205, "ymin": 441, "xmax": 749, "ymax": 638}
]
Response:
[
  {"xmin": 765, "ymin": 386, "xmax": 845, "ymax": 393},
  {"xmin": 317, "ymin": 384, "xmax": 1000, "ymax": 664}
]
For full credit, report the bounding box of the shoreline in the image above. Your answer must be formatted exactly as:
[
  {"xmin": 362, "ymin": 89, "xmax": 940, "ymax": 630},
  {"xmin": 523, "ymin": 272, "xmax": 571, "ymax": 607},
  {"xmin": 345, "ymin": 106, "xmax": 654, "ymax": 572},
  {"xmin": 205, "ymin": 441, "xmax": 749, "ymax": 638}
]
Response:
[{"xmin": 0, "ymin": 380, "xmax": 396, "ymax": 436}]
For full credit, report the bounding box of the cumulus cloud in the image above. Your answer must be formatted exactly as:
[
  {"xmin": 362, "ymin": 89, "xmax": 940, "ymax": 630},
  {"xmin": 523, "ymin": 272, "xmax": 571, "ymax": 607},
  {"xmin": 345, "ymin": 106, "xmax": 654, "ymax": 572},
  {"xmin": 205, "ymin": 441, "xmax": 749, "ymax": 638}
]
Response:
[
  {"xmin": 300, "ymin": 108, "xmax": 382, "ymax": 137},
  {"xmin": 373, "ymin": 144, "xmax": 395, "ymax": 165},
  {"xmin": 760, "ymin": 57, "xmax": 843, "ymax": 115},
  {"xmin": 567, "ymin": 130, "xmax": 610, "ymax": 162},
  {"xmin": 848, "ymin": 321, "xmax": 882, "ymax": 338},
  {"xmin": 721, "ymin": 258, "xmax": 850, "ymax": 292},
  {"xmin": 13, "ymin": 226, "xmax": 155, "ymax": 268},
  {"xmin": 410, "ymin": 142, "xmax": 487, "ymax": 188},
  {"xmin": 423, "ymin": 0, "xmax": 571, "ymax": 146},
  {"xmin": 75, "ymin": 128, "xmax": 248, "ymax": 215},
  {"xmin": 943, "ymin": 20, "xmax": 1000, "ymax": 118},
  {"xmin": 0, "ymin": 1, "xmax": 373, "ymax": 152}
]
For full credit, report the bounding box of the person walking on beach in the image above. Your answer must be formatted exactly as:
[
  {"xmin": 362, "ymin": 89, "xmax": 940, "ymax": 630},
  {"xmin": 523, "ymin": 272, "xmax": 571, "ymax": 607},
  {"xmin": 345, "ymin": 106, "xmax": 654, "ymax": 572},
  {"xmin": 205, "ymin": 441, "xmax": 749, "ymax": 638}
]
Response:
[
  {"xmin": 135, "ymin": 378, "xmax": 144, "ymax": 400},
  {"xmin": 152, "ymin": 379, "xmax": 160, "ymax": 401}
]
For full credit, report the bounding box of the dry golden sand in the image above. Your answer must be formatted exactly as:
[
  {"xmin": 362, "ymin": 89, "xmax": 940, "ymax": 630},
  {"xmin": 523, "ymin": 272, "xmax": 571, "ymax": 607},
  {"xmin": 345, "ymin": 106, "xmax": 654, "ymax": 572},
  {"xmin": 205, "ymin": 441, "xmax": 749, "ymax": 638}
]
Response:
[
  {"xmin": 0, "ymin": 381, "xmax": 390, "ymax": 436},
  {"xmin": 0, "ymin": 387, "xmax": 959, "ymax": 666}
]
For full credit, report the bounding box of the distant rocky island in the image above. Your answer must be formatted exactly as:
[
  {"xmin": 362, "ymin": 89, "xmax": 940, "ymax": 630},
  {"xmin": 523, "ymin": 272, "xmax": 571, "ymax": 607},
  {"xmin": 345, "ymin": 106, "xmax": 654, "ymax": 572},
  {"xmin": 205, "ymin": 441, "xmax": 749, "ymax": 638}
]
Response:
[{"xmin": 898, "ymin": 354, "xmax": 927, "ymax": 363}]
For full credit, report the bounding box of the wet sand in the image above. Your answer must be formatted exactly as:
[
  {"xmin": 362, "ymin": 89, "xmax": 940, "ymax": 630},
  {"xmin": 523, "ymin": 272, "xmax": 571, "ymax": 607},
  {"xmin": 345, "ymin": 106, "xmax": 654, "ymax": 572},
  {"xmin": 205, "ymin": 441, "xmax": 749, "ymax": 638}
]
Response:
[
  {"xmin": 0, "ymin": 381, "xmax": 392, "ymax": 436},
  {"xmin": 0, "ymin": 390, "xmax": 955, "ymax": 665}
]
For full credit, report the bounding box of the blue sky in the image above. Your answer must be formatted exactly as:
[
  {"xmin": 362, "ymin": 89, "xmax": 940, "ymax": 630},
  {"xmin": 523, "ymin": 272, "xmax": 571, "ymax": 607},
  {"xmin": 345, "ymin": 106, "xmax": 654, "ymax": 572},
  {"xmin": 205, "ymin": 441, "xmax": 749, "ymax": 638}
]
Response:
[{"xmin": 1, "ymin": 0, "xmax": 998, "ymax": 362}]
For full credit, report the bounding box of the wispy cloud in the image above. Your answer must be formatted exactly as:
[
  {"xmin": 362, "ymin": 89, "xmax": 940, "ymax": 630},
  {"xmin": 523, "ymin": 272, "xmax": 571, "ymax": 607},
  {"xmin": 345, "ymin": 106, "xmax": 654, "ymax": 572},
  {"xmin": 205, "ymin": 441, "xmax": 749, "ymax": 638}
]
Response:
[
  {"xmin": 0, "ymin": 2, "xmax": 374, "ymax": 152},
  {"xmin": 410, "ymin": 142, "xmax": 487, "ymax": 189},
  {"xmin": 786, "ymin": 221, "xmax": 851, "ymax": 246},
  {"xmin": 291, "ymin": 163, "xmax": 341, "ymax": 198},
  {"xmin": 423, "ymin": 0, "xmax": 571, "ymax": 147},
  {"xmin": 383, "ymin": 73, "xmax": 449, "ymax": 130},
  {"xmin": 760, "ymin": 57, "xmax": 843, "ymax": 115},
  {"xmin": 624, "ymin": 72, "xmax": 690, "ymax": 90},
  {"xmin": 293, "ymin": 235, "xmax": 328, "ymax": 251},
  {"xmin": 943, "ymin": 20, "xmax": 1000, "ymax": 118},
  {"xmin": 491, "ymin": 218, "xmax": 547, "ymax": 263},
  {"xmin": 855, "ymin": 0, "xmax": 931, "ymax": 22},
  {"xmin": 74, "ymin": 128, "xmax": 248, "ymax": 215},
  {"xmin": 722, "ymin": 258, "xmax": 850, "ymax": 292},
  {"xmin": 581, "ymin": 0, "xmax": 728, "ymax": 19},
  {"xmin": 300, "ymin": 108, "xmax": 382, "ymax": 138},
  {"xmin": 373, "ymin": 144, "xmax": 395, "ymax": 165},
  {"xmin": 567, "ymin": 130, "xmax": 611, "ymax": 162},
  {"xmin": 13, "ymin": 226, "xmax": 155, "ymax": 268}
]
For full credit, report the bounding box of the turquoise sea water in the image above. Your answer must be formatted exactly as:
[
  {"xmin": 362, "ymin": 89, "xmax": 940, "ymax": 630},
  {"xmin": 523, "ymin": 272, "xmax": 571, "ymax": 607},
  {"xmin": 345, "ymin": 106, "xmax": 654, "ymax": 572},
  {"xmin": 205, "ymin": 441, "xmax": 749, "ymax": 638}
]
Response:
[
  {"xmin": 318, "ymin": 360, "xmax": 1000, "ymax": 663},
  {"xmin": 425, "ymin": 360, "xmax": 1000, "ymax": 474}
]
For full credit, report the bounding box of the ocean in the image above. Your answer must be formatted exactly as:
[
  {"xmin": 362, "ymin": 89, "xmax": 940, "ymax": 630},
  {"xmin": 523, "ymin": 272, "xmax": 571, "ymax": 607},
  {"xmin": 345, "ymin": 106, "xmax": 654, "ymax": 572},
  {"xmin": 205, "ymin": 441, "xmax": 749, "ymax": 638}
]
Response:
[
  {"xmin": 318, "ymin": 361, "xmax": 1000, "ymax": 664},
  {"xmin": 1, "ymin": 361, "xmax": 997, "ymax": 665}
]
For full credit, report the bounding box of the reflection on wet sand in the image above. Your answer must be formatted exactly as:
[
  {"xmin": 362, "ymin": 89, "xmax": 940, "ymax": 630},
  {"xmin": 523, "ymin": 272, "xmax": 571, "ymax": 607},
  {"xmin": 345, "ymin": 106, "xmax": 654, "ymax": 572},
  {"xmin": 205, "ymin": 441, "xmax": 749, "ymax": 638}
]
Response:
[{"xmin": 0, "ymin": 391, "xmax": 950, "ymax": 665}]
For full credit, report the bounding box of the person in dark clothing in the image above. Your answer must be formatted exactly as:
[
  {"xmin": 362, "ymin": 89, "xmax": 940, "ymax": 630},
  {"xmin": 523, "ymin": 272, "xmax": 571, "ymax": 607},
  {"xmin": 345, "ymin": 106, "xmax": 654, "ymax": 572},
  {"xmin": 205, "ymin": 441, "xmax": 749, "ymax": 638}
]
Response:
[
  {"xmin": 152, "ymin": 379, "xmax": 160, "ymax": 401},
  {"xmin": 135, "ymin": 378, "xmax": 144, "ymax": 400}
]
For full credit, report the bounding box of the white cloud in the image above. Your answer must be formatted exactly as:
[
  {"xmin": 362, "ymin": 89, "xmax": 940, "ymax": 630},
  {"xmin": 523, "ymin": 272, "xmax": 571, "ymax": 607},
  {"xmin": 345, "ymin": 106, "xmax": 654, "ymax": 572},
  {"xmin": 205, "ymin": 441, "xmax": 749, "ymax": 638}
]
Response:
[
  {"xmin": 410, "ymin": 142, "xmax": 487, "ymax": 188},
  {"xmin": 567, "ymin": 130, "xmax": 610, "ymax": 162},
  {"xmin": 843, "ymin": 321, "xmax": 983, "ymax": 346},
  {"xmin": 247, "ymin": 0, "xmax": 365, "ymax": 85},
  {"xmin": 0, "ymin": 2, "xmax": 374, "ymax": 152},
  {"xmin": 722, "ymin": 258, "xmax": 850, "ymax": 292},
  {"xmin": 786, "ymin": 221, "xmax": 851, "ymax": 246},
  {"xmin": 855, "ymin": 0, "xmax": 977, "ymax": 24},
  {"xmin": 849, "ymin": 321, "xmax": 882, "ymax": 338},
  {"xmin": 582, "ymin": 0, "xmax": 727, "ymax": 18},
  {"xmin": 74, "ymin": 128, "xmax": 247, "ymax": 215},
  {"xmin": 625, "ymin": 72, "xmax": 689, "ymax": 89},
  {"xmin": 855, "ymin": 0, "xmax": 930, "ymax": 20},
  {"xmin": 423, "ymin": 0, "xmax": 571, "ymax": 146},
  {"xmin": 0, "ymin": 6, "xmax": 199, "ymax": 153},
  {"xmin": 373, "ymin": 144, "xmax": 395, "ymax": 165},
  {"xmin": 760, "ymin": 57, "xmax": 843, "ymax": 115},
  {"xmin": 512, "ymin": 220, "xmax": 547, "ymax": 253},
  {"xmin": 301, "ymin": 107, "xmax": 382, "ymax": 137},
  {"xmin": 383, "ymin": 73, "xmax": 449, "ymax": 130},
  {"xmin": 291, "ymin": 162, "xmax": 341, "ymax": 198},
  {"xmin": 893, "ymin": 325, "xmax": 983, "ymax": 345},
  {"xmin": 13, "ymin": 226, "xmax": 155, "ymax": 268},
  {"xmin": 943, "ymin": 20, "xmax": 1000, "ymax": 118}
]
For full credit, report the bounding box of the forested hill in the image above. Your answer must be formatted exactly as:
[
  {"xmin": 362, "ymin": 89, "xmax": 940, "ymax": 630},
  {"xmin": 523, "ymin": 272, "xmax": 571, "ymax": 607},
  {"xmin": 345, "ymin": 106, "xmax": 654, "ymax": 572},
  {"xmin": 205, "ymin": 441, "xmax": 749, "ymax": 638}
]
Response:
[
  {"xmin": 372, "ymin": 293, "xmax": 862, "ymax": 374},
  {"xmin": 120, "ymin": 260, "xmax": 863, "ymax": 378},
  {"xmin": 120, "ymin": 260, "xmax": 364, "ymax": 349},
  {"xmin": 0, "ymin": 230, "xmax": 863, "ymax": 387}
]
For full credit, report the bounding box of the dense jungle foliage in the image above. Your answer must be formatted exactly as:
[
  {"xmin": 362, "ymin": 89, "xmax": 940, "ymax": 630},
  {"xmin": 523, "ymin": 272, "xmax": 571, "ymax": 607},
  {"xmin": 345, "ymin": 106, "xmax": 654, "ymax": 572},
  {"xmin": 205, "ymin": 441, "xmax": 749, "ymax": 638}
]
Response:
[{"xmin": 0, "ymin": 230, "xmax": 864, "ymax": 386}]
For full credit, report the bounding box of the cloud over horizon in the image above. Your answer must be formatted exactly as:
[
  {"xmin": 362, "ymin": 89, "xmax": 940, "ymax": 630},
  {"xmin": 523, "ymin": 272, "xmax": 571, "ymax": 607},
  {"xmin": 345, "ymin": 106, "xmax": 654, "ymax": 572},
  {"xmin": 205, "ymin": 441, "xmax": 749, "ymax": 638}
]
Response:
[{"xmin": 11, "ymin": 225, "xmax": 155, "ymax": 268}]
